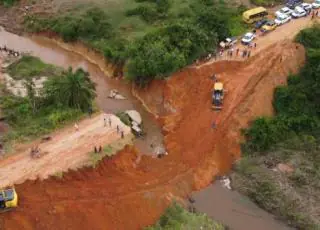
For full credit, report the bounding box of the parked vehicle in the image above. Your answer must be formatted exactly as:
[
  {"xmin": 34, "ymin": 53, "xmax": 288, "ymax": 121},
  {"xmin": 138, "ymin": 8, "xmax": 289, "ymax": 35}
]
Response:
[
  {"xmin": 312, "ymin": 0, "xmax": 320, "ymax": 8},
  {"xmin": 255, "ymin": 18, "xmax": 268, "ymax": 29},
  {"xmin": 242, "ymin": 7, "xmax": 268, "ymax": 24},
  {"xmin": 262, "ymin": 20, "xmax": 277, "ymax": 31},
  {"xmin": 300, "ymin": 2, "xmax": 312, "ymax": 10},
  {"xmin": 241, "ymin": 32, "xmax": 256, "ymax": 45},
  {"xmin": 275, "ymin": 7, "xmax": 293, "ymax": 17},
  {"xmin": 291, "ymin": 6, "xmax": 307, "ymax": 18},
  {"xmin": 275, "ymin": 13, "xmax": 292, "ymax": 25},
  {"xmin": 219, "ymin": 37, "xmax": 238, "ymax": 49},
  {"xmin": 286, "ymin": 0, "xmax": 303, "ymax": 9}
]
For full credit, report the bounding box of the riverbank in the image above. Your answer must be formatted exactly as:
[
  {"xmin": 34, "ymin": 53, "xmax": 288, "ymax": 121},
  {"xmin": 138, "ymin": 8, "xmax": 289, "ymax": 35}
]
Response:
[
  {"xmin": 0, "ymin": 24, "xmax": 307, "ymax": 229},
  {"xmin": 0, "ymin": 4, "xmax": 317, "ymax": 228}
]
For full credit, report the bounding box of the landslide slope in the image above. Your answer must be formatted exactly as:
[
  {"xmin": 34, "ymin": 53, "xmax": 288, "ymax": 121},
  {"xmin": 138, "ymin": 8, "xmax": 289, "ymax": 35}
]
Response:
[{"xmin": 0, "ymin": 41, "xmax": 305, "ymax": 230}]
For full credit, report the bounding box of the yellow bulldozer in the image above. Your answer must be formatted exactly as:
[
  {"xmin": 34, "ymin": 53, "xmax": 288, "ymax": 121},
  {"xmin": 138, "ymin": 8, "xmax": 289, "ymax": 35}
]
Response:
[
  {"xmin": 0, "ymin": 187, "xmax": 18, "ymax": 213},
  {"xmin": 212, "ymin": 82, "xmax": 225, "ymax": 110}
]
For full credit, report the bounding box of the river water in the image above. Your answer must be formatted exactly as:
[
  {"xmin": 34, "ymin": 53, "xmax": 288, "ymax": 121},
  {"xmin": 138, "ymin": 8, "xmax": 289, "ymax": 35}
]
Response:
[
  {"xmin": 0, "ymin": 27, "xmax": 293, "ymax": 230},
  {"xmin": 0, "ymin": 27, "xmax": 163, "ymax": 155}
]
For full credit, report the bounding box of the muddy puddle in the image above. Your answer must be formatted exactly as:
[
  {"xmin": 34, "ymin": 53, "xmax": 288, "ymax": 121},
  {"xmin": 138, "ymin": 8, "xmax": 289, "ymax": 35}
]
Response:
[{"xmin": 0, "ymin": 27, "xmax": 163, "ymax": 154}]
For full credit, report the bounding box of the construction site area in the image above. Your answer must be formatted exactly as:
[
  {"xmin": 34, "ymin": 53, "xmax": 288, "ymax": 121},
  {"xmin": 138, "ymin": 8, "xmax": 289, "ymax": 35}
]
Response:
[{"xmin": 0, "ymin": 1, "xmax": 318, "ymax": 229}]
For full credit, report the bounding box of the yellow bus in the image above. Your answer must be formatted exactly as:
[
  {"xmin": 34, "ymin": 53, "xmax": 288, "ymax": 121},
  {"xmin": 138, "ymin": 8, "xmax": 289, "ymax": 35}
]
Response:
[{"xmin": 242, "ymin": 7, "xmax": 268, "ymax": 24}]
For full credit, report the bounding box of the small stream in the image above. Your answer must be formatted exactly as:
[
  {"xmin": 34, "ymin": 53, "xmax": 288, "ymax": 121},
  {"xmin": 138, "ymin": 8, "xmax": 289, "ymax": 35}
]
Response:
[
  {"xmin": 0, "ymin": 27, "xmax": 293, "ymax": 230},
  {"xmin": 0, "ymin": 27, "xmax": 163, "ymax": 155}
]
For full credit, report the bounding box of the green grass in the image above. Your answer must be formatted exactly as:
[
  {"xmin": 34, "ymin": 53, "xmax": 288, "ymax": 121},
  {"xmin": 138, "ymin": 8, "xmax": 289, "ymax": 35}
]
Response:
[
  {"xmin": 89, "ymin": 133, "xmax": 133, "ymax": 167},
  {"xmin": 0, "ymin": 0, "xmax": 18, "ymax": 7},
  {"xmin": 115, "ymin": 111, "xmax": 131, "ymax": 126},
  {"xmin": 250, "ymin": 0, "xmax": 282, "ymax": 6},
  {"xmin": 0, "ymin": 95, "xmax": 85, "ymax": 144},
  {"xmin": 145, "ymin": 202, "xmax": 225, "ymax": 230},
  {"xmin": 7, "ymin": 56, "xmax": 61, "ymax": 80}
]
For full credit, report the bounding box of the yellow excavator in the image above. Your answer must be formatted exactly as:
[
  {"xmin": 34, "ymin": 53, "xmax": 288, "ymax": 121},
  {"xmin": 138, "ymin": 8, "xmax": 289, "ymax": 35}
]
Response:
[
  {"xmin": 212, "ymin": 82, "xmax": 225, "ymax": 110},
  {"xmin": 0, "ymin": 187, "xmax": 18, "ymax": 213}
]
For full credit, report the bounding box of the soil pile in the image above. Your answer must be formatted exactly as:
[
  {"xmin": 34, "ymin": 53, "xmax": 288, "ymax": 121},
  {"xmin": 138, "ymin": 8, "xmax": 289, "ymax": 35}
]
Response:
[{"xmin": 0, "ymin": 41, "xmax": 305, "ymax": 230}]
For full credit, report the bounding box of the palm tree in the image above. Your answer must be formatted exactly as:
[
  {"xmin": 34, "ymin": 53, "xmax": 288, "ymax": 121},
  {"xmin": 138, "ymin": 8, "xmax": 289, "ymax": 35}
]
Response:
[{"xmin": 44, "ymin": 67, "xmax": 96, "ymax": 111}]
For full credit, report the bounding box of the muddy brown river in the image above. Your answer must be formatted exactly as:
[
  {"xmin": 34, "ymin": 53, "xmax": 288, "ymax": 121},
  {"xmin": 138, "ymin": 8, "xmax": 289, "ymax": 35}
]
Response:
[
  {"xmin": 0, "ymin": 27, "xmax": 163, "ymax": 155},
  {"xmin": 0, "ymin": 27, "xmax": 294, "ymax": 230}
]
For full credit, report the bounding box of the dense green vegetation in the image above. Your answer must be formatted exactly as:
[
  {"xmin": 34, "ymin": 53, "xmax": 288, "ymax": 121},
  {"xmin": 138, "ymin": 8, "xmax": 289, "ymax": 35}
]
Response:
[
  {"xmin": 243, "ymin": 25, "xmax": 320, "ymax": 154},
  {"xmin": 7, "ymin": 56, "xmax": 60, "ymax": 80},
  {"xmin": 0, "ymin": 58, "xmax": 96, "ymax": 146},
  {"xmin": 145, "ymin": 202, "xmax": 225, "ymax": 230},
  {"xmin": 250, "ymin": 0, "xmax": 282, "ymax": 7},
  {"xmin": 234, "ymin": 25, "xmax": 320, "ymax": 229},
  {"xmin": 24, "ymin": 0, "xmax": 247, "ymax": 86},
  {"xmin": 0, "ymin": 0, "xmax": 18, "ymax": 7}
]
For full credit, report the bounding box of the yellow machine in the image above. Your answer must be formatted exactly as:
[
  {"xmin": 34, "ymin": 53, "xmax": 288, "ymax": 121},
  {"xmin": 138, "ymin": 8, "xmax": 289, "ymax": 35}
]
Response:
[
  {"xmin": 0, "ymin": 187, "xmax": 18, "ymax": 213},
  {"xmin": 212, "ymin": 82, "xmax": 224, "ymax": 110},
  {"xmin": 242, "ymin": 7, "xmax": 268, "ymax": 24}
]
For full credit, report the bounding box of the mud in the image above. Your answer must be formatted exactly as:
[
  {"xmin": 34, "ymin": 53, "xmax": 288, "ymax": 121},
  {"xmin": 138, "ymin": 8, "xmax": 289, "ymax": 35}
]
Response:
[{"xmin": 0, "ymin": 40, "xmax": 305, "ymax": 229}]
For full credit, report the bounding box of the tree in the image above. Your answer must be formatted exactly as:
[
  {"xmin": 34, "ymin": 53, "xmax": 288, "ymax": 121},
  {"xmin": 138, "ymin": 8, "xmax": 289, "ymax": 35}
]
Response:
[{"xmin": 44, "ymin": 67, "xmax": 96, "ymax": 111}]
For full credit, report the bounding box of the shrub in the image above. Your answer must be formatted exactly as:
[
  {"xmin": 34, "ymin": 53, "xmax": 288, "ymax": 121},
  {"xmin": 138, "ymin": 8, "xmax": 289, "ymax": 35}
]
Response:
[
  {"xmin": 243, "ymin": 25, "xmax": 320, "ymax": 153},
  {"xmin": 145, "ymin": 202, "xmax": 225, "ymax": 230},
  {"xmin": 7, "ymin": 55, "xmax": 59, "ymax": 80}
]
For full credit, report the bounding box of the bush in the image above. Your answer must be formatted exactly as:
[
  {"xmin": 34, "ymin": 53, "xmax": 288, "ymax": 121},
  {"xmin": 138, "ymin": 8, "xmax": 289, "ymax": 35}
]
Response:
[
  {"xmin": 7, "ymin": 55, "xmax": 60, "ymax": 80},
  {"xmin": 145, "ymin": 202, "xmax": 225, "ymax": 230},
  {"xmin": 237, "ymin": 26, "xmax": 320, "ymax": 229},
  {"xmin": 243, "ymin": 25, "xmax": 320, "ymax": 153}
]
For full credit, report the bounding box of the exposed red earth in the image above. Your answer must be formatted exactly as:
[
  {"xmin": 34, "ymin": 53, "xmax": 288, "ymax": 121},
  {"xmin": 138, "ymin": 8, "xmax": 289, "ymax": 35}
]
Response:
[{"xmin": 0, "ymin": 40, "xmax": 305, "ymax": 229}]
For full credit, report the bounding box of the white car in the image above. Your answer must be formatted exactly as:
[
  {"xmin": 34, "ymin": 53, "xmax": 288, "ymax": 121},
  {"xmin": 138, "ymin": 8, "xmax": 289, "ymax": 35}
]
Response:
[
  {"xmin": 312, "ymin": 0, "xmax": 320, "ymax": 8},
  {"xmin": 275, "ymin": 13, "xmax": 292, "ymax": 25},
  {"xmin": 241, "ymin": 32, "xmax": 255, "ymax": 45},
  {"xmin": 275, "ymin": 7, "xmax": 293, "ymax": 17},
  {"xmin": 300, "ymin": 2, "xmax": 312, "ymax": 10},
  {"xmin": 291, "ymin": 6, "xmax": 307, "ymax": 18}
]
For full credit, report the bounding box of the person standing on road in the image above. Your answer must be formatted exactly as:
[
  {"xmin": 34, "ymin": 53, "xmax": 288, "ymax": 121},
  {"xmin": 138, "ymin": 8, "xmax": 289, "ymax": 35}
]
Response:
[
  {"xmin": 104, "ymin": 117, "xmax": 107, "ymax": 127},
  {"xmin": 254, "ymin": 43, "xmax": 257, "ymax": 48},
  {"xmin": 248, "ymin": 51, "xmax": 251, "ymax": 58},
  {"xmin": 236, "ymin": 48, "xmax": 239, "ymax": 56},
  {"xmin": 108, "ymin": 117, "xmax": 112, "ymax": 127},
  {"xmin": 117, "ymin": 125, "xmax": 120, "ymax": 133},
  {"xmin": 74, "ymin": 123, "xmax": 79, "ymax": 131},
  {"xmin": 88, "ymin": 107, "xmax": 92, "ymax": 118},
  {"xmin": 121, "ymin": 130, "xmax": 124, "ymax": 139}
]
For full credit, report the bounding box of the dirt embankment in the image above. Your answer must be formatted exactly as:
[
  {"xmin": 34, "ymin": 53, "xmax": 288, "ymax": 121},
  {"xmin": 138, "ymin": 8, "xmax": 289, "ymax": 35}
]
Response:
[{"xmin": 0, "ymin": 41, "xmax": 305, "ymax": 230}]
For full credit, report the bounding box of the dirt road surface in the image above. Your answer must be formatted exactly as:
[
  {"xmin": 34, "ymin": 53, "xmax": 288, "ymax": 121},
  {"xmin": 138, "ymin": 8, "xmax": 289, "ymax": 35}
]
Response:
[
  {"xmin": 194, "ymin": 15, "xmax": 318, "ymax": 68},
  {"xmin": 0, "ymin": 40, "xmax": 305, "ymax": 230},
  {"xmin": 0, "ymin": 10, "xmax": 317, "ymax": 230},
  {"xmin": 0, "ymin": 113, "xmax": 131, "ymax": 188}
]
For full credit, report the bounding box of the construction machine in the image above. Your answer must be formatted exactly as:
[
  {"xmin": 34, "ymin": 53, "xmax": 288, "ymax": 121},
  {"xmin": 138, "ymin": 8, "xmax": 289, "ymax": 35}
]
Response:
[
  {"xmin": 0, "ymin": 187, "xmax": 18, "ymax": 213},
  {"xmin": 212, "ymin": 82, "xmax": 224, "ymax": 110}
]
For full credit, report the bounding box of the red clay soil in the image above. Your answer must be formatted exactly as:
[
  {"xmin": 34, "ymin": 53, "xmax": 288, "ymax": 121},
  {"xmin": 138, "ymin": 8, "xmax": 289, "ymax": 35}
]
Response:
[{"xmin": 0, "ymin": 41, "xmax": 305, "ymax": 230}]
